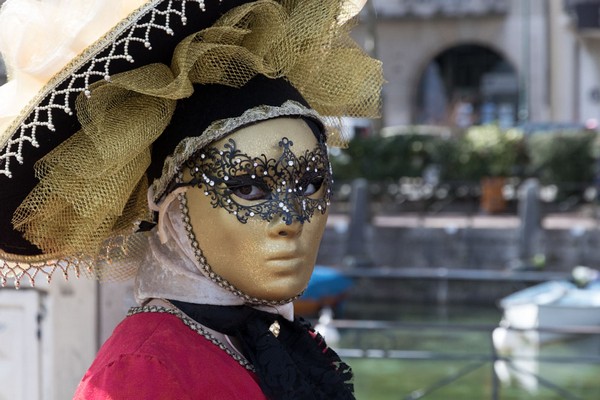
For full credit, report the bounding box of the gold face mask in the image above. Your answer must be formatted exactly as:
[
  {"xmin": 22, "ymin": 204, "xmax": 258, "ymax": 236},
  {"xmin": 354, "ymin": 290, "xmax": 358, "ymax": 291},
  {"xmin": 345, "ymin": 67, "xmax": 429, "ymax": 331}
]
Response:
[{"xmin": 181, "ymin": 118, "xmax": 331, "ymax": 302}]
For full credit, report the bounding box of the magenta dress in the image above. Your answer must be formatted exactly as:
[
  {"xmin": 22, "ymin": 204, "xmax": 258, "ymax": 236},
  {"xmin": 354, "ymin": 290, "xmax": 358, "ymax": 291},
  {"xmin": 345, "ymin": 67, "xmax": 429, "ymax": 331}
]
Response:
[{"xmin": 74, "ymin": 312, "xmax": 267, "ymax": 400}]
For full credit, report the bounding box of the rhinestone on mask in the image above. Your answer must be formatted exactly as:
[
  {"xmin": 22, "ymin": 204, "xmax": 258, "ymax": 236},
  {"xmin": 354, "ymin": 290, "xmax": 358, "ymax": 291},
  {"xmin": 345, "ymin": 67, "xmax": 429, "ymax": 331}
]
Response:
[{"xmin": 183, "ymin": 137, "xmax": 332, "ymax": 225}]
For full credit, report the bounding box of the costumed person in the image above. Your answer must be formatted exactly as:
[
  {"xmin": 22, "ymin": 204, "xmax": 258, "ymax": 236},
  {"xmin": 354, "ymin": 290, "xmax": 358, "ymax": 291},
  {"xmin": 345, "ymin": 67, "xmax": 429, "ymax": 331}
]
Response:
[{"xmin": 0, "ymin": 0, "xmax": 382, "ymax": 399}]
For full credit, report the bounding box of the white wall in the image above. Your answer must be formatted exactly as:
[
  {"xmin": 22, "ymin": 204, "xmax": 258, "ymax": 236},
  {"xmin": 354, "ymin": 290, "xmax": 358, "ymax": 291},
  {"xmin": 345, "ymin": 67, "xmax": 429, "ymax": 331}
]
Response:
[
  {"xmin": 39, "ymin": 275, "xmax": 97, "ymax": 400},
  {"xmin": 579, "ymin": 39, "xmax": 600, "ymax": 124},
  {"xmin": 0, "ymin": 272, "xmax": 97, "ymax": 400},
  {"xmin": 548, "ymin": 1, "xmax": 579, "ymax": 122},
  {"xmin": 548, "ymin": 1, "xmax": 600, "ymax": 124},
  {"xmin": 0, "ymin": 290, "xmax": 40, "ymax": 400}
]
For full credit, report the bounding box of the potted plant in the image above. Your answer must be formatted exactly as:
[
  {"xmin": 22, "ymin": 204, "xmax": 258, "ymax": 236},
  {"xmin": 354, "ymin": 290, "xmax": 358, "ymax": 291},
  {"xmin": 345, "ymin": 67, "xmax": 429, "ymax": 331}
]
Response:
[{"xmin": 459, "ymin": 125, "xmax": 524, "ymax": 213}]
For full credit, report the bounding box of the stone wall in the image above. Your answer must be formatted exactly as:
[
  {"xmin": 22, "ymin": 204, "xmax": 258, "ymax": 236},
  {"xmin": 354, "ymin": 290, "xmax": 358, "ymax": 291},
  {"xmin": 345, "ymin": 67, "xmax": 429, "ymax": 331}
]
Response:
[{"xmin": 316, "ymin": 222, "xmax": 600, "ymax": 305}]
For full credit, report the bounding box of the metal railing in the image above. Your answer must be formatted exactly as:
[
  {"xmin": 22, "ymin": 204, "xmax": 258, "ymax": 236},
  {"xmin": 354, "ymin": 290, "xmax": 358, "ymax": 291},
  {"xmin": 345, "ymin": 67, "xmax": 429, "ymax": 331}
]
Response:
[{"xmin": 327, "ymin": 319, "xmax": 600, "ymax": 400}]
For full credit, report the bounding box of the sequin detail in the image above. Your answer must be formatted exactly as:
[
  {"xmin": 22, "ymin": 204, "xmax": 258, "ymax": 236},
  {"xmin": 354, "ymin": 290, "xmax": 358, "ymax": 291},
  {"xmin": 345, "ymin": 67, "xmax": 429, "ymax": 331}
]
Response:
[
  {"xmin": 184, "ymin": 137, "xmax": 332, "ymax": 224},
  {"xmin": 151, "ymin": 101, "xmax": 323, "ymax": 201}
]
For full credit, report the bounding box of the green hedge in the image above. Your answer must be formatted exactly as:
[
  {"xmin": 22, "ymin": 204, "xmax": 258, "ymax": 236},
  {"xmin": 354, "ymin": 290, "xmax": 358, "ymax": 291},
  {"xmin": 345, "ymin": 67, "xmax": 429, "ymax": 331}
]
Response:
[
  {"xmin": 331, "ymin": 133, "xmax": 446, "ymax": 181},
  {"xmin": 527, "ymin": 130, "xmax": 597, "ymax": 185},
  {"xmin": 331, "ymin": 126, "xmax": 597, "ymax": 187}
]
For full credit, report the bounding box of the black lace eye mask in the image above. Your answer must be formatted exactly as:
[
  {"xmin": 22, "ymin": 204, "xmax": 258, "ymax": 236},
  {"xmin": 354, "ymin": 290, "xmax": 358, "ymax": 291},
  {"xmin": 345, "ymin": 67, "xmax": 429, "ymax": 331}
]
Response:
[{"xmin": 182, "ymin": 137, "xmax": 332, "ymax": 224}]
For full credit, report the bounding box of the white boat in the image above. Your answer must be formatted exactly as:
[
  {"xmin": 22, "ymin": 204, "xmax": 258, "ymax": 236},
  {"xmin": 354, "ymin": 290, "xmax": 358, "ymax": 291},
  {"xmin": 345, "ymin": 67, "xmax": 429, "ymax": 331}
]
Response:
[
  {"xmin": 495, "ymin": 267, "xmax": 600, "ymax": 345},
  {"xmin": 492, "ymin": 270, "xmax": 600, "ymax": 392}
]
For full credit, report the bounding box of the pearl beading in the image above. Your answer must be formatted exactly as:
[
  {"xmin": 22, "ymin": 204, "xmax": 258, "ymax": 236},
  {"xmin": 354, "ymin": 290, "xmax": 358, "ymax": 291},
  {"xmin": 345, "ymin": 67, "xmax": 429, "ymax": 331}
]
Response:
[
  {"xmin": 0, "ymin": 0, "xmax": 216, "ymax": 179},
  {"xmin": 128, "ymin": 304, "xmax": 255, "ymax": 371}
]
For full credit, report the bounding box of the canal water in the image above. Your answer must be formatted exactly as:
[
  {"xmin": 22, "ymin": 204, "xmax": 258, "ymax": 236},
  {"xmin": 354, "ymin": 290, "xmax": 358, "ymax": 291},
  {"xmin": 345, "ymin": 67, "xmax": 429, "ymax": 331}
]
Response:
[{"xmin": 330, "ymin": 301, "xmax": 600, "ymax": 400}]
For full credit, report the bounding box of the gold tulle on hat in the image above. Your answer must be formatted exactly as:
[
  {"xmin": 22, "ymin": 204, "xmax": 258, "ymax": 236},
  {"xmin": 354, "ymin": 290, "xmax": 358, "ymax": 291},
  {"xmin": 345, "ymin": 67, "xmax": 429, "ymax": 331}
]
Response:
[{"xmin": 0, "ymin": 0, "xmax": 383, "ymax": 285}]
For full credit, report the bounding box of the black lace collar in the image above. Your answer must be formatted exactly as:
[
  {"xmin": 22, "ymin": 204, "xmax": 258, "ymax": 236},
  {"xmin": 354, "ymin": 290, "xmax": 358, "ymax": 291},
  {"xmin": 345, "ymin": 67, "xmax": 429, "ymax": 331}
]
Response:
[{"xmin": 168, "ymin": 301, "xmax": 355, "ymax": 400}]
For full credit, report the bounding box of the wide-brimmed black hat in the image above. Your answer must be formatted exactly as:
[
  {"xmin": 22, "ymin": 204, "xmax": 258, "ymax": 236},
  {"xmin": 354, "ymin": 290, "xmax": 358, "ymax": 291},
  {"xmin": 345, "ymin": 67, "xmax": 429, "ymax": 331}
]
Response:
[
  {"xmin": 1, "ymin": 0, "xmax": 249, "ymax": 258},
  {"xmin": 0, "ymin": 0, "xmax": 382, "ymax": 286}
]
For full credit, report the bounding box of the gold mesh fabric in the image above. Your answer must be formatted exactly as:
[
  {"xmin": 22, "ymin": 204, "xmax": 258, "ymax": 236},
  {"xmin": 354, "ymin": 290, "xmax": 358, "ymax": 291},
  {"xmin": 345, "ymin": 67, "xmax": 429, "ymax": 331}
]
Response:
[
  {"xmin": 12, "ymin": 64, "xmax": 176, "ymax": 261},
  {"xmin": 5, "ymin": 0, "xmax": 383, "ymax": 283}
]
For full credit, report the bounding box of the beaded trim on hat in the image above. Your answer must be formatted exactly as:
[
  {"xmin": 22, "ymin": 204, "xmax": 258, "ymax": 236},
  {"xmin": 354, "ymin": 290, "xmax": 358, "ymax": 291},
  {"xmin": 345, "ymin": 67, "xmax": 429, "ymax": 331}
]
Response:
[
  {"xmin": 0, "ymin": 256, "xmax": 84, "ymax": 288},
  {"xmin": 177, "ymin": 190, "xmax": 302, "ymax": 306},
  {"xmin": 0, "ymin": 0, "xmax": 217, "ymax": 179}
]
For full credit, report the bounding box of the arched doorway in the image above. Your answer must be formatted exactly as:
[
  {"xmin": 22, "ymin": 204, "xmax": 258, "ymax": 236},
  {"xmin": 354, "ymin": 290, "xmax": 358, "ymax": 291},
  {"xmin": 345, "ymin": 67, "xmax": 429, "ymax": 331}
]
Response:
[{"xmin": 416, "ymin": 43, "xmax": 518, "ymax": 129}]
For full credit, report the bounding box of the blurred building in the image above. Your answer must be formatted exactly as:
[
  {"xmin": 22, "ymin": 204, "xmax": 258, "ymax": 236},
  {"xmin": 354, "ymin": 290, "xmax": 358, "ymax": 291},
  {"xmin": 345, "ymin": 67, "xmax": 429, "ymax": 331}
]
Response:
[
  {"xmin": 354, "ymin": 0, "xmax": 600, "ymax": 129},
  {"xmin": 1, "ymin": 0, "xmax": 598, "ymax": 129}
]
